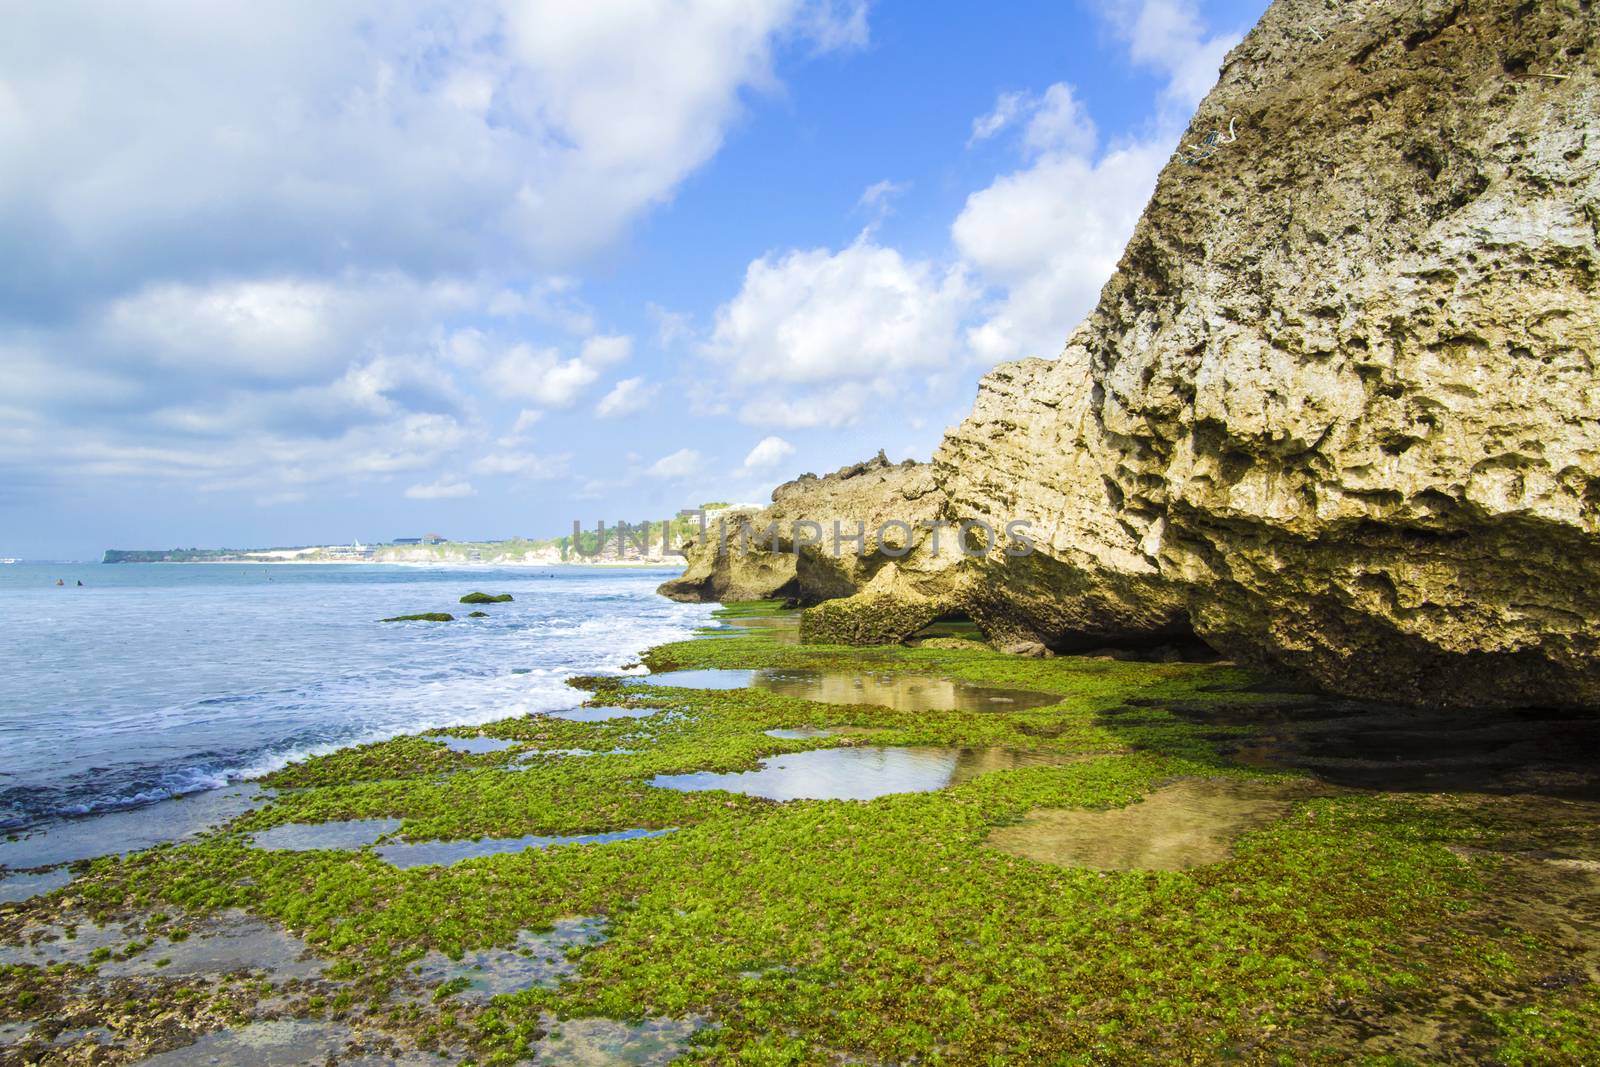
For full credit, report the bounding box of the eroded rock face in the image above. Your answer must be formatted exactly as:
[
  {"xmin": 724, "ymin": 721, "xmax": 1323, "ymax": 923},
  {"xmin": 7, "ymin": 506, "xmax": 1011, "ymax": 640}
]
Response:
[
  {"xmin": 656, "ymin": 453, "xmax": 953, "ymax": 611},
  {"xmin": 941, "ymin": 0, "xmax": 1600, "ymax": 706}
]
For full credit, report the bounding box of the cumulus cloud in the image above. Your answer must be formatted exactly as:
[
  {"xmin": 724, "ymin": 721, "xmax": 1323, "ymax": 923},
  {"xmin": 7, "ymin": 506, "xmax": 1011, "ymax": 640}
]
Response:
[
  {"xmin": 0, "ymin": 0, "xmax": 871, "ymax": 305},
  {"xmin": 405, "ymin": 477, "xmax": 477, "ymax": 500},
  {"xmin": 741, "ymin": 435, "xmax": 796, "ymax": 470},
  {"xmin": 969, "ymin": 91, "xmax": 1028, "ymax": 145},
  {"xmin": 954, "ymin": 1, "xmax": 1239, "ymax": 363},
  {"xmin": 953, "ymin": 135, "xmax": 1169, "ymax": 362},
  {"xmin": 1093, "ymin": 0, "xmax": 1239, "ymax": 112},
  {"xmin": 0, "ymin": 1, "xmax": 868, "ymax": 509},
  {"xmin": 647, "ymin": 448, "xmax": 703, "ymax": 480},
  {"xmin": 705, "ymin": 238, "xmax": 974, "ymax": 385},
  {"xmin": 690, "ymin": 0, "xmax": 1240, "ymax": 419},
  {"xmin": 484, "ymin": 333, "xmax": 632, "ymax": 408},
  {"xmin": 595, "ymin": 377, "xmax": 659, "ymax": 419},
  {"xmin": 702, "ymin": 238, "xmax": 975, "ymax": 425}
]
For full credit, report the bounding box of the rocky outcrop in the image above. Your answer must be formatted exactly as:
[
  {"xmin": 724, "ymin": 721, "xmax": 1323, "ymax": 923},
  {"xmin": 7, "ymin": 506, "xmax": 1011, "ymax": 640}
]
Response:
[
  {"xmin": 656, "ymin": 453, "xmax": 956, "ymax": 613},
  {"xmin": 661, "ymin": 0, "xmax": 1600, "ymax": 705},
  {"xmin": 934, "ymin": 0, "xmax": 1600, "ymax": 706}
]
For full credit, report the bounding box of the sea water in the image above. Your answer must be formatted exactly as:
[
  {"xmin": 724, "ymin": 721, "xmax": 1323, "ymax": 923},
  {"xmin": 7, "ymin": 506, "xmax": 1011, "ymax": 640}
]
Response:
[{"xmin": 0, "ymin": 562, "xmax": 708, "ymax": 832}]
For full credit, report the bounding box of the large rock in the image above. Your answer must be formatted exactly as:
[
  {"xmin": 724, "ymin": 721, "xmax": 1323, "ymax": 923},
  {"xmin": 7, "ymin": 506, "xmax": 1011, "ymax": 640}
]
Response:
[
  {"xmin": 656, "ymin": 453, "xmax": 954, "ymax": 608},
  {"xmin": 939, "ymin": 0, "xmax": 1600, "ymax": 706}
]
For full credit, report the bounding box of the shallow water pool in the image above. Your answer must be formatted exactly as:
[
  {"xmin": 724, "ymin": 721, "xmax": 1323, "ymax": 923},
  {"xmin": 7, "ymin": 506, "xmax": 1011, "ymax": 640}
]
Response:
[
  {"xmin": 651, "ymin": 746, "xmax": 1077, "ymax": 801},
  {"xmin": 637, "ymin": 668, "xmax": 1056, "ymax": 713}
]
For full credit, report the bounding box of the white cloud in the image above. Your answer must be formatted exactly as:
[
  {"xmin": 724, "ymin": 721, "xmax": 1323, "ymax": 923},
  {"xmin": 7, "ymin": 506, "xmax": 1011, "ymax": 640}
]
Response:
[
  {"xmin": 704, "ymin": 237, "xmax": 975, "ymax": 387},
  {"xmin": 0, "ymin": 1, "xmax": 875, "ymax": 517},
  {"xmin": 954, "ymin": 138, "xmax": 1169, "ymax": 362},
  {"xmin": 648, "ymin": 303, "xmax": 694, "ymax": 349},
  {"xmin": 969, "ymin": 90, "xmax": 1027, "ymax": 145},
  {"xmin": 742, "ymin": 435, "xmax": 795, "ymax": 470},
  {"xmin": 1021, "ymin": 84, "xmax": 1097, "ymax": 158},
  {"xmin": 497, "ymin": 409, "xmax": 545, "ymax": 446},
  {"xmin": 471, "ymin": 452, "xmax": 570, "ymax": 479},
  {"xmin": 1093, "ymin": 0, "xmax": 1239, "ymax": 112},
  {"xmin": 0, "ymin": 1, "xmax": 872, "ymax": 298},
  {"xmin": 405, "ymin": 477, "xmax": 476, "ymax": 500},
  {"xmin": 647, "ymin": 448, "xmax": 703, "ymax": 480},
  {"xmin": 857, "ymin": 179, "xmax": 908, "ymax": 217},
  {"xmin": 485, "ymin": 333, "xmax": 632, "ymax": 408},
  {"xmin": 97, "ymin": 273, "xmax": 479, "ymax": 385},
  {"xmin": 595, "ymin": 377, "xmax": 659, "ymax": 418},
  {"xmin": 953, "ymin": 2, "xmax": 1240, "ymax": 364}
]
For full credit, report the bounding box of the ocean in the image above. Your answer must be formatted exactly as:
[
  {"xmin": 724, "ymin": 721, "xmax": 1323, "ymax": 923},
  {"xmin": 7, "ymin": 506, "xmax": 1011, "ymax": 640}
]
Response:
[{"xmin": 0, "ymin": 562, "xmax": 709, "ymax": 833}]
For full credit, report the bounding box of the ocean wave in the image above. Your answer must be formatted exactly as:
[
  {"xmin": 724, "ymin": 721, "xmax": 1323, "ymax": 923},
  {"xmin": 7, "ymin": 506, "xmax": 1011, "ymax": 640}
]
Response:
[{"xmin": 0, "ymin": 567, "xmax": 713, "ymax": 830}]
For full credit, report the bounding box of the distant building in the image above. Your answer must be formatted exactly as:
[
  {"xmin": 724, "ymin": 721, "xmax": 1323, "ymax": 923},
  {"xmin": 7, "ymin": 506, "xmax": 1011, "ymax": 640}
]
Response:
[
  {"xmin": 393, "ymin": 537, "xmax": 422, "ymax": 545},
  {"xmin": 423, "ymin": 533, "xmax": 446, "ymax": 544}
]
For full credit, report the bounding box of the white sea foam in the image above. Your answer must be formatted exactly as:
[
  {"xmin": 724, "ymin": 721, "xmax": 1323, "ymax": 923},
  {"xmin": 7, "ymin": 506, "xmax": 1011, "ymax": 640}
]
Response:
[{"xmin": 0, "ymin": 563, "xmax": 710, "ymax": 831}]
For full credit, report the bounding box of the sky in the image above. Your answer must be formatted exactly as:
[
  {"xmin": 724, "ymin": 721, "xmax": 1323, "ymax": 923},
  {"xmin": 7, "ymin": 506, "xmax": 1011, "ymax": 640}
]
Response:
[{"xmin": 0, "ymin": 0, "xmax": 1267, "ymax": 560}]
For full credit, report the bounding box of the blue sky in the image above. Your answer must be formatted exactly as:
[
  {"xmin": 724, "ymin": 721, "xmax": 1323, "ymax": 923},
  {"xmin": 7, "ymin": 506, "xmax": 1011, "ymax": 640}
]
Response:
[{"xmin": 0, "ymin": 0, "xmax": 1266, "ymax": 559}]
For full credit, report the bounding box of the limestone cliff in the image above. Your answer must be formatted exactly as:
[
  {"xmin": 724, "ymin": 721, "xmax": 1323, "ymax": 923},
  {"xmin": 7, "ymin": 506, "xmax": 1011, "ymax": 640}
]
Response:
[{"xmin": 938, "ymin": 0, "xmax": 1600, "ymax": 706}]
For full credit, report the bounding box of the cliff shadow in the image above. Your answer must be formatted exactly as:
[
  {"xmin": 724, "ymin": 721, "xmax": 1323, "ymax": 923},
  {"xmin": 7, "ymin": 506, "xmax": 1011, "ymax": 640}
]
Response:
[{"xmin": 1094, "ymin": 683, "xmax": 1600, "ymax": 801}]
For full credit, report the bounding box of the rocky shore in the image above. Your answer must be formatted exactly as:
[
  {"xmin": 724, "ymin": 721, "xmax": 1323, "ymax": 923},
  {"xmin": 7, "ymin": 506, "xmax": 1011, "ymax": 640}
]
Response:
[{"xmin": 4, "ymin": 600, "xmax": 1597, "ymax": 1062}]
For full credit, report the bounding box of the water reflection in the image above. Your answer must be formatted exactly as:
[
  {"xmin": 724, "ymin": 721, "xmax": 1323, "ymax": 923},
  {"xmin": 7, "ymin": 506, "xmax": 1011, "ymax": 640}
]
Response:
[
  {"xmin": 727, "ymin": 614, "xmax": 801, "ymax": 645},
  {"xmin": 249, "ymin": 818, "xmax": 402, "ymax": 852},
  {"xmin": 651, "ymin": 747, "xmax": 1076, "ymax": 801},
  {"xmin": 639, "ymin": 669, "xmax": 1056, "ymax": 712},
  {"xmin": 377, "ymin": 827, "xmax": 674, "ymax": 869}
]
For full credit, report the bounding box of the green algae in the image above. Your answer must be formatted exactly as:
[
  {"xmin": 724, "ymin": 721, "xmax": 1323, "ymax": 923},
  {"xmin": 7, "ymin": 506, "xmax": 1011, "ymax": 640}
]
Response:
[
  {"xmin": 460, "ymin": 592, "xmax": 515, "ymax": 604},
  {"xmin": 380, "ymin": 613, "xmax": 454, "ymax": 623},
  {"xmin": 4, "ymin": 600, "xmax": 1596, "ymax": 1063}
]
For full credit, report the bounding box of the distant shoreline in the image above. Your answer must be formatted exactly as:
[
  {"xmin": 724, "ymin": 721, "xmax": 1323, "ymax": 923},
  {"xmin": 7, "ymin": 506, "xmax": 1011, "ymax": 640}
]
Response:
[{"xmin": 107, "ymin": 557, "xmax": 687, "ymax": 568}]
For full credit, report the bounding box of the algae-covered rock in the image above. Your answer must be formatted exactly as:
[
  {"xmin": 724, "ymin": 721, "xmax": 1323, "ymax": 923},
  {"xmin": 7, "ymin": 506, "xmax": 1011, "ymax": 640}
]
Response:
[
  {"xmin": 467, "ymin": 610, "xmax": 489, "ymax": 618},
  {"xmin": 460, "ymin": 592, "xmax": 513, "ymax": 604},
  {"xmin": 658, "ymin": 452, "xmax": 950, "ymax": 605},
  {"xmin": 800, "ymin": 591, "xmax": 951, "ymax": 647},
  {"xmin": 381, "ymin": 613, "xmax": 454, "ymax": 623}
]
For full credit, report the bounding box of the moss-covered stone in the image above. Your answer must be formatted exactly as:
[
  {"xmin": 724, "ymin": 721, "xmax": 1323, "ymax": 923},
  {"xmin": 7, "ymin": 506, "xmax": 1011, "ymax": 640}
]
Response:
[
  {"xmin": 459, "ymin": 592, "xmax": 513, "ymax": 604},
  {"xmin": 467, "ymin": 610, "xmax": 489, "ymax": 618},
  {"xmin": 380, "ymin": 612, "xmax": 454, "ymax": 622},
  {"xmin": 799, "ymin": 591, "xmax": 949, "ymax": 646}
]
